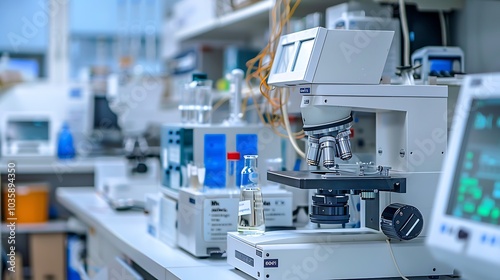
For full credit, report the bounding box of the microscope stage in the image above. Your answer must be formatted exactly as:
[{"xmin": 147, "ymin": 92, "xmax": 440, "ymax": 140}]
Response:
[{"xmin": 267, "ymin": 170, "xmax": 406, "ymax": 192}]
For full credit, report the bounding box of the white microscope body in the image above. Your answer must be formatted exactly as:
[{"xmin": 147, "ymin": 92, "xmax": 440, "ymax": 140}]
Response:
[
  {"xmin": 96, "ymin": 74, "xmax": 178, "ymax": 208},
  {"xmin": 227, "ymin": 27, "xmax": 455, "ymax": 279}
]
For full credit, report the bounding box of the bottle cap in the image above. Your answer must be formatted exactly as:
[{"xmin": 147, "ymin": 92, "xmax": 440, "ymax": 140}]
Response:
[
  {"xmin": 227, "ymin": 152, "xmax": 240, "ymax": 160},
  {"xmin": 192, "ymin": 73, "xmax": 207, "ymax": 81}
]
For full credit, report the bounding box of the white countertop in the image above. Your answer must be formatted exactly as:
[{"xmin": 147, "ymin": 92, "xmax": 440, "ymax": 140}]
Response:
[
  {"xmin": 0, "ymin": 157, "xmax": 99, "ymax": 174},
  {"xmin": 56, "ymin": 187, "xmax": 252, "ymax": 280},
  {"xmin": 0, "ymin": 156, "xmax": 134, "ymax": 174}
]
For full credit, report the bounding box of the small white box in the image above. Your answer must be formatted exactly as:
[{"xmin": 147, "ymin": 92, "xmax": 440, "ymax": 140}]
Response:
[{"xmin": 145, "ymin": 193, "xmax": 162, "ymax": 238}]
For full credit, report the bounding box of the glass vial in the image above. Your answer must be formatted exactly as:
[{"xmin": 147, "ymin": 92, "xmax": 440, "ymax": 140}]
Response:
[
  {"xmin": 226, "ymin": 152, "xmax": 241, "ymax": 194},
  {"xmin": 238, "ymin": 155, "xmax": 265, "ymax": 235}
]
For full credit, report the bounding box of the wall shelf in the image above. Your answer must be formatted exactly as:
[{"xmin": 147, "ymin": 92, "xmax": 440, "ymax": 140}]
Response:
[
  {"xmin": 1, "ymin": 220, "xmax": 68, "ymax": 234},
  {"xmin": 174, "ymin": 0, "xmax": 347, "ymax": 43},
  {"xmin": 175, "ymin": 1, "xmax": 273, "ymax": 42}
]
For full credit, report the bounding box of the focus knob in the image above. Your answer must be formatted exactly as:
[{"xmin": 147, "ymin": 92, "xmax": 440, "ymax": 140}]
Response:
[{"xmin": 381, "ymin": 203, "xmax": 423, "ymax": 241}]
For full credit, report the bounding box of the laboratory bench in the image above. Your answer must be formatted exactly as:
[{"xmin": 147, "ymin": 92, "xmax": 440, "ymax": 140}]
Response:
[
  {"xmin": 0, "ymin": 156, "xmax": 126, "ymax": 218},
  {"xmin": 56, "ymin": 187, "xmax": 253, "ymax": 280}
]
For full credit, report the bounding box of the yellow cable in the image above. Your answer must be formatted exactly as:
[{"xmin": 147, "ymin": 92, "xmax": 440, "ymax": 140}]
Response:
[{"xmin": 244, "ymin": 0, "xmax": 303, "ymax": 140}]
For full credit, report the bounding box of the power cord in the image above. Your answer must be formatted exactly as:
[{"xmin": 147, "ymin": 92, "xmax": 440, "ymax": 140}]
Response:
[{"xmin": 386, "ymin": 239, "xmax": 410, "ymax": 280}]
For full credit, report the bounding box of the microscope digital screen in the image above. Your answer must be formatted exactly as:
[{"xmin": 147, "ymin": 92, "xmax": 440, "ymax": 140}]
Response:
[
  {"xmin": 275, "ymin": 43, "xmax": 295, "ymax": 74},
  {"xmin": 6, "ymin": 120, "xmax": 49, "ymax": 141},
  {"xmin": 446, "ymin": 98, "xmax": 500, "ymax": 225}
]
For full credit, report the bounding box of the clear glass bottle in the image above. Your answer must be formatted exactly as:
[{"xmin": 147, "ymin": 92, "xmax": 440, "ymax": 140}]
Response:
[
  {"xmin": 238, "ymin": 155, "xmax": 265, "ymax": 235},
  {"xmin": 179, "ymin": 73, "xmax": 212, "ymax": 124},
  {"xmin": 193, "ymin": 77, "xmax": 213, "ymax": 124}
]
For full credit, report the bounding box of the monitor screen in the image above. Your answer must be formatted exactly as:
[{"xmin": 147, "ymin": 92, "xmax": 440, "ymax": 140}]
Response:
[
  {"xmin": 292, "ymin": 39, "xmax": 314, "ymax": 72},
  {"xmin": 8, "ymin": 58, "xmax": 40, "ymax": 80},
  {"xmin": 429, "ymin": 59, "xmax": 452, "ymax": 72},
  {"xmin": 6, "ymin": 120, "xmax": 49, "ymax": 141},
  {"xmin": 446, "ymin": 98, "xmax": 500, "ymax": 225},
  {"xmin": 275, "ymin": 43, "xmax": 296, "ymax": 74},
  {"xmin": 93, "ymin": 96, "xmax": 120, "ymax": 130}
]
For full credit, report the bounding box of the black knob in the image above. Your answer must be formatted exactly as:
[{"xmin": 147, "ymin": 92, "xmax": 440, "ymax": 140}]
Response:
[
  {"xmin": 134, "ymin": 163, "xmax": 148, "ymax": 173},
  {"xmin": 457, "ymin": 229, "xmax": 469, "ymax": 240},
  {"xmin": 381, "ymin": 203, "xmax": 423, "ymax": 241}
]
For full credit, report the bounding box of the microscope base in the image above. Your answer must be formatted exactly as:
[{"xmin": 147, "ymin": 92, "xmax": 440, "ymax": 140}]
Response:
[{"xmin": 227, "ymin": 229, "xmax": 454, "ymax": 280}]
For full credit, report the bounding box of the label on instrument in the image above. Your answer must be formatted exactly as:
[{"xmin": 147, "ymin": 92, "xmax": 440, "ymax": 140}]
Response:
[
  {"xmin": 203, "ymin": 198, "xmax": 238, "ymax": 242},
  {"xmin": 262, "ymin": 196, "xmax": 293, "ymax": 227}
]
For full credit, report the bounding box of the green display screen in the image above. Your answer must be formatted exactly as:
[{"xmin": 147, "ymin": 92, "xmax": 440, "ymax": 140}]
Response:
[{"xmin": 446, "ymin": 99, "xmax": 500, "ymax": 225}]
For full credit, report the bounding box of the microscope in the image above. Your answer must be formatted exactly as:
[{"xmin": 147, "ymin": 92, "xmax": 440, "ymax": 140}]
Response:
[
  {"xmin": 227, "ymin": 27, "xmax": 455, "ymax": 279},
  {"xmin": 95, "ymin": 74, "xmax": 173, "ymax": 209}
]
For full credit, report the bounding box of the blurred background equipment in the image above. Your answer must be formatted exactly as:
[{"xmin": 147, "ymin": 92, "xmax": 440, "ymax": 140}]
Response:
[
  {"xmin": 427, "ymin": 72, "xmax": 500, "ymax": 280},
  {"xmin": 325, "ymin": 1, "xmax": 401, "ymax": 79},
  {"xmin": 412, "ymin": 46, "xmax": 464, "ymax": 82}
]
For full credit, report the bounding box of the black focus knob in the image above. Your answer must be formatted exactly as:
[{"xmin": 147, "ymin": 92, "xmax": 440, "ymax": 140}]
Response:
[
  {"xmin": 381, "ymin": 203, "xmax": 423, "ymax": 241},
  {"xmin": 133, "ymin": 163, "xmax": 148, "ymax": 174}
]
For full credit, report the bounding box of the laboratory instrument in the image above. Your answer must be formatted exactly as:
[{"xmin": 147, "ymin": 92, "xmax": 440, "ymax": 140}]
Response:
[
  {"xmin": 427, "ymin": 73, "xmax": 500, "ymax": 280},
  {"xmin": 0, "ymin": 82, "xmax": 93, "ymax": 159},
  {"xmin": 95, "ymin": 157, "xmax": 160, "ymax": 210},
  {"xmin": 227, "ymin": 27, "xmax": 454, "ymax": 279},
  {"xmin": 1, "ymin": 112, "xmax": 55, "ymax": 158},
  {"xmin": 161, "ymin": 123, "xmax": 293, "ymax": 257},
  {"xmin": 177, "ymin": 186, "xmax": 292, "ymax": 258},
  {"xmin": 102, "ymin": 74, "xmax": 176, "ymax": 209},
  {"xmin": 161, "ymin": 124, "xmax": 282, "ymax": 191},
  {"xmin": 412, "ymin": 46, "xmax": 464, "ymax": 82}
]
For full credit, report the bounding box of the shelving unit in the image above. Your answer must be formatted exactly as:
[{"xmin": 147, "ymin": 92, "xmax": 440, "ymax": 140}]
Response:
[
  {"xmin": 1, "ymin": 220, "xmax": 68, "ymax": 234},
  {"xmin": 174, "ymin": 0, "xmax": 346, "ymax": 43},
  {"xmin": 175, "ymin": 0, "xmax": 273, "ymax": 42}
]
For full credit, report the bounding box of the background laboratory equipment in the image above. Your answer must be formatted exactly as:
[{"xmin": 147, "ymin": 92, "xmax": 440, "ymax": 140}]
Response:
[
  {"xmin": 412, "ymin": 46, "xmax": 465, "ymax": 82},
  {"xmin": 179, "ymin": 72, "xmax": 213, "ymax": 124},
  {"xmin": 238, "ymin": 155, "xmax": 265, "ymax": 235},
  {"xmin": 161, "ymin": 123, "xmax": 292, "ymax": 257},
  {"xmin": 427, "ymin": 73, "xmax": 500, "ymax": 280}
]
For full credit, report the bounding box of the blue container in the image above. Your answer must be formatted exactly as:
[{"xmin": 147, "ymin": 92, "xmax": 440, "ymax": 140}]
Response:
[{"xmin": 57, "ymin": 123, "xmax": 76, "ymax": 159}]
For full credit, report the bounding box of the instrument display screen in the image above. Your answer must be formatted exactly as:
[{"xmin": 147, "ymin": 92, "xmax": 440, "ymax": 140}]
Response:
[{"xmin": 446, "ymin": 98, "xmax": 500, "ymax": 225}]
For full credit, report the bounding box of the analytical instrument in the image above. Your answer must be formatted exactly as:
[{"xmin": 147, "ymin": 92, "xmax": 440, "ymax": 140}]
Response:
[
  {"xmin": 227, "ymin": 27, "xmax": 454, "ymax": 279},
  {"xmin": 160, "ymin": 123, "xmax": 293, "ymax": 257},
  {"xmin": 0, "ymin": 82, "xmax": 93, "ymax": 158},
  {"xmin": 1, "ymin": 112, "xmax": 55, "ymax": 158},
  {"xmin": 99, "ymin": 74, "xmax": 176, "ymax": 209},
  {"xmin": 412, "ymin": 46, "xmax": 464, "ymax": 82},
  {"xmin": 427, "ymin": 73, "xmax": 500, "ymax": 280},
  {"xmin": 177, "ymin": 187, "xmax": 292, "ymax": 257}
]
